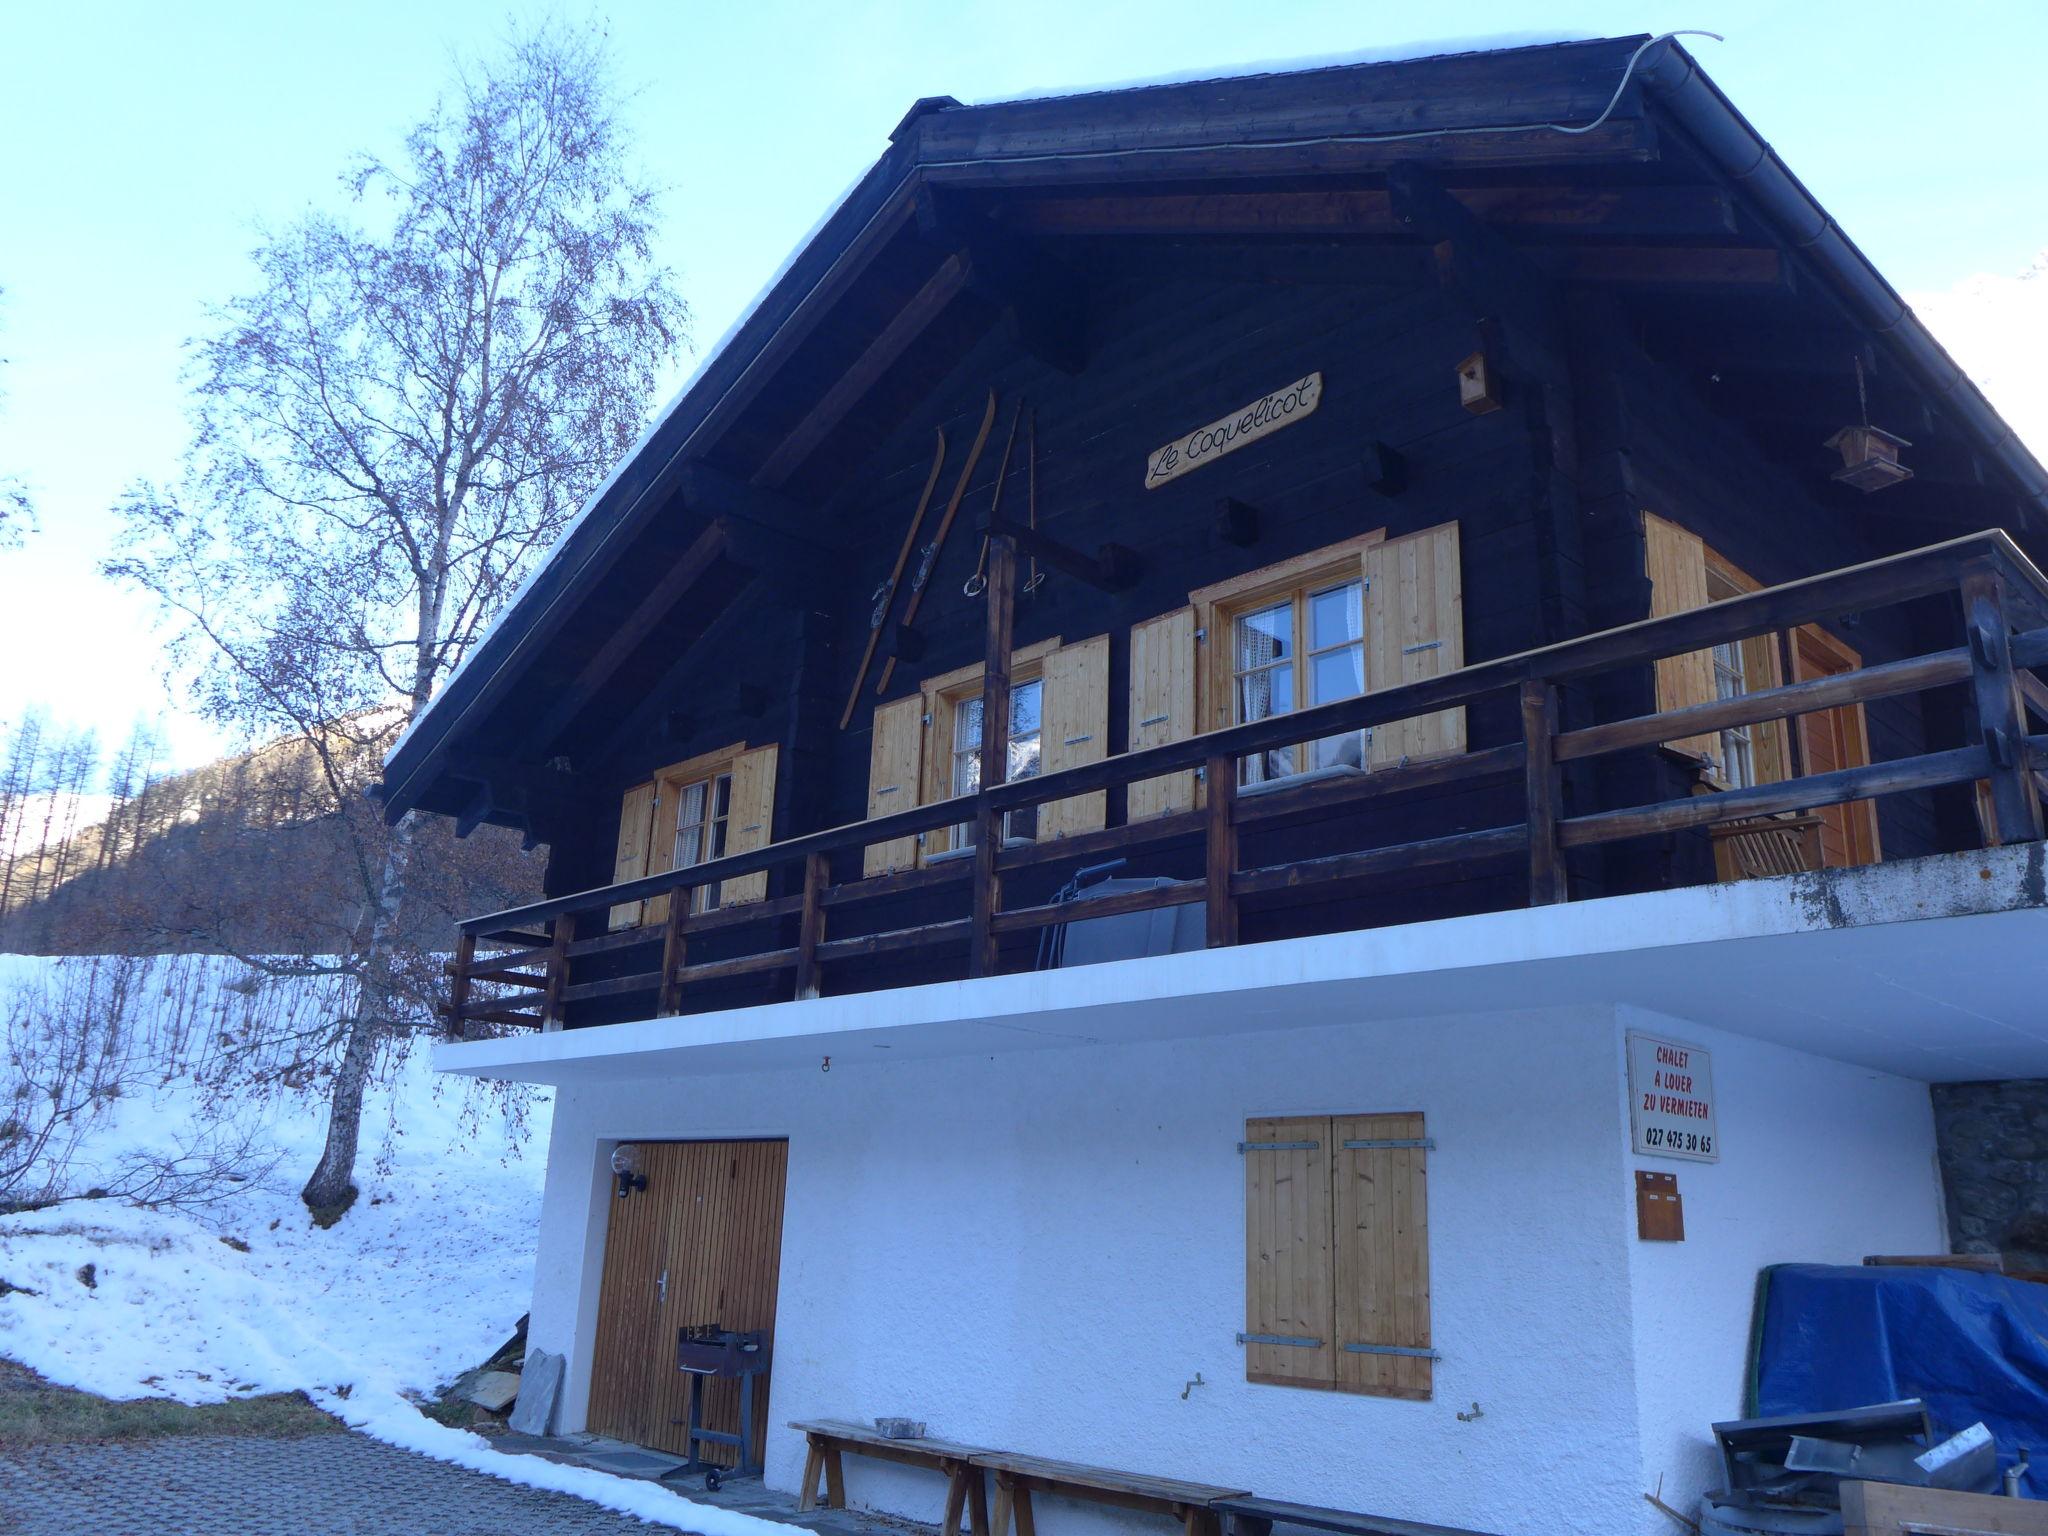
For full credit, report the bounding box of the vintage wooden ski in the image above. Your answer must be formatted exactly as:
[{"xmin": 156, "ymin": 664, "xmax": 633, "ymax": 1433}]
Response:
[
  {"xmin": 840, "ymin": 428, "xmax": 947, "ymax": 730},
  {"xmin": 877, "ymin": 389, "xmax": 998, "ymax": 696}
]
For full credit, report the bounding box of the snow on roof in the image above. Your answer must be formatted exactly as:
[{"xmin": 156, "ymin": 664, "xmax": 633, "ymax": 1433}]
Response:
[{"xmin": 980, "ymin": 32, "xmax": 1590, "ymax": 107}]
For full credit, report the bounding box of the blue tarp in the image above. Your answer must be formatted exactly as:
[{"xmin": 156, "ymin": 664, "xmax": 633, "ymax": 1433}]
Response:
[{"xmin": 1750, "ymin": 1263, "xmax": 2048, "ymax": 1495}]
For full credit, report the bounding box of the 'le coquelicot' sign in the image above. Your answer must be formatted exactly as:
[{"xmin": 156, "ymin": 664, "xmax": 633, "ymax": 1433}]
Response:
[
  {"xmin": 1145, "ymin": 372, "xmax": 1323, "ymax": 489},
  {"xmin": 1628, "ymin": 1031, "xmax": 1719, "ymax": 1162}
]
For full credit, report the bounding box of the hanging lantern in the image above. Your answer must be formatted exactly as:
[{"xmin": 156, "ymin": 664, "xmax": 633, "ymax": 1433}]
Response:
[{"xmin": 1825, "ymin": 358, "xmax": 1913, "ymax": 493}]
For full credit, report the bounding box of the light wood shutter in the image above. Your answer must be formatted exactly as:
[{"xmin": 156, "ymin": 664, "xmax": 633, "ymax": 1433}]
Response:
[
  {"xmin": 721, "ymin": 744, "xmax": 779, "ymax": 905},
  {"xmin": 865, "ymin": 695, "xmax": 925, "ymax": 876},
  {"xmin": 1243, "ymin": 1116, "xmax": 1336, "ymax": 1388},
  {"xmin": 1332, "ymin": 1112, "xmax": 1432, "ymax": 1401},
  {"xmin": 1643, "ymin": 511, "xmax": 1719, "ymax": 764},
  {"xmin": 1128, "ymin": 608, "xmax": 1197, "ymax": 819},
  {"xmin": 1791, "ymin": 625, "xmax": 1881, "ymax": 868},
  {"xmin": 1039, "ymin": 634, "xmax": 1109, "ymax": 841},
  {"xmin": 1366, "ymin": 521, "xmax": 1466, "ymax": 765},
  {"xmin": 609, "ymin": 781, "xmax": 657, "ymax": 930}
]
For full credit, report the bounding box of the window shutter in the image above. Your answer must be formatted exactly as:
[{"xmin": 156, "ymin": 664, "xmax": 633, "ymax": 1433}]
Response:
[
  {"xmin": 720, "ymin": 745, "xmax": 779, "ymax": 905},
  {"xmin": 1366, "ymin": 521, "xmax": 1465, "ymax": 766},
  {"xmin": 1127, "ymin": 608, "xmax": 1197, "ymax": 819},
  {"xmin": 1242, "ymin": 1116, "xmax": 1335, "ymax": 1388},
  {"xmin": 1791, "ymin": 625, "xmax": 1882, "ymax": 867},
  {"xmin": 1642, "ymin": 511, "xmax": 1719, "ymax": 764},
  {"xmin": 865, "ymin": 696, "xmax": 925, "ymax": 876},
  {"xmin": 609, "ymin": 782, "xmax": 657, "ymax": 931},
  {"xmin": 1332, "ymin": 1112, "xmax": 1432, "ymax": 1401},
  {"xmin": 1039, "ymin": 634, "xmax": 1109, "ymax": 841}
]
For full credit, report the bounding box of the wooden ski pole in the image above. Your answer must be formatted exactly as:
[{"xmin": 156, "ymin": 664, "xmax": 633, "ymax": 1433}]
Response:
[
  {"xmin": 840, "ymin": 428, "xmax": 946, "ymax": 729},
  {"xmin": 878, "ymin": 389, "xmax": 998, "ymax": 696}
]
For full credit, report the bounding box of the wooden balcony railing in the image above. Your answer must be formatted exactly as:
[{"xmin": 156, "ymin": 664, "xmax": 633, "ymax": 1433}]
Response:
[{"xmin": 445, "ymin": 531, "xmax": 2048, "ymax": 1033}]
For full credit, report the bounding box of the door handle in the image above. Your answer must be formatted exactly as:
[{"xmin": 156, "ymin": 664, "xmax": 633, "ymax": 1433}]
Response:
[{"xmin": 658, "ymin": 1267, "xmax": 667, "ymax": 1304}]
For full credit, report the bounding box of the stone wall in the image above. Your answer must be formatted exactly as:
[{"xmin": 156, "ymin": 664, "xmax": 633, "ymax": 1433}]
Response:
[{"xmin": 1932, "ymin": 1080, "xmax": 2048, "ymax": 1262}]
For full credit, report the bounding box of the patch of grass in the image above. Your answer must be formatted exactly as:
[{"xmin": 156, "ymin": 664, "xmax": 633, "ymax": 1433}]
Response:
[{"xmin": 0, "ymin": 1357, "xmax": 341, "ymax": 1445}]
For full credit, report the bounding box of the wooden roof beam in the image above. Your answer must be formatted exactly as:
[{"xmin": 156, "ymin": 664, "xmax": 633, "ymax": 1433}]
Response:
[
  {"xmin": 1540, "ymin": 245, "xmax": 1785, "ymax": 289},
  {"xmin": 1642, "ymin": 321, "xmax": 1877, "ymax": 378},
  {"xmin": 917, "ymin": 188, "xmax": 1089, "ymax": 374},
  {"xmin": 999, "ymin": 184, "xmax": 1735, "ymax": 240},
  {"xmin": 528, "ymin": 517, "xmax": 733, "ymax": 758},
  {"xmin": 753, "ymin": 250, "xmax": 976, "ymax": 488}
]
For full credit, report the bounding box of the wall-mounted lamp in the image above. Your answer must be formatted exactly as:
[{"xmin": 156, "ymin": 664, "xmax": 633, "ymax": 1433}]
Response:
[{"xmin": 611, "ymin": 1143, "xmax": 648, "ymax": 1201}]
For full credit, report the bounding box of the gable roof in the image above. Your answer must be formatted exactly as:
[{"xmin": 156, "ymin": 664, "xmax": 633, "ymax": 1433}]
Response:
[{"xmin": 378, "ymin": 33, "xmax": 2048, "ymax": 828}]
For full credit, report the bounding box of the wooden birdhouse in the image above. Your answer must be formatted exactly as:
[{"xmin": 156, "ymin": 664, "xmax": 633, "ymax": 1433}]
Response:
[
  {"xmin": 1824, "ymin": 424, "xmax": 1912, "ymax": 493},
  {"xmin": 1457, "ymin": 350, "xmax": 1500, "ymax": 415}
]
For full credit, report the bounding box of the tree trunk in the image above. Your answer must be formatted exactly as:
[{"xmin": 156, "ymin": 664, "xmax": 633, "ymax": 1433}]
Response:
[{"xmin": 300, "ymin": 810, "xmax": 416, "ymax": 1221}]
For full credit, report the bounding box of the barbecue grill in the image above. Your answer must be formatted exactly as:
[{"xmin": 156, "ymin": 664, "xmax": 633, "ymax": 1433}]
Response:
[{"xmin": 674, "ymin": 1325, "xmax": 771, "ymax": 1490}]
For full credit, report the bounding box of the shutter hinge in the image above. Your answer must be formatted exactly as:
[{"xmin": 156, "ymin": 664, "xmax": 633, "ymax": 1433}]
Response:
[
  {"xmin": 1195, "ymin": 626, "xmax": 1207, "ymax": 642},
  {"xmin": 1237, "ymin": 1332, "xmax": 1322, "ymax": 1349},
  {"xmin": 1137, "ymin": 713, "xmax": 1171, "ymax": 729},
  {"xmin": 1342, "ymin": 1343, "xmax": 1439, "ymax": 1359},
  {"xmin": 1238, "ymin": 1140, "xmax": 1320, "ymax": 1152},
  {"xmin": 740, "ymin": 823, "xmax": 763, "ymax": 834},
  {"xmin": 1342, "ymin": 1138, "xmax": 1435, "ymax": 1150},
  {"xmin": 1402, "ymin": 640, "xmax": 1444, "ymax": 655},
  {"xmin": 1063, "ymin": 734, "xmax": 1094, "ymax": 747}
]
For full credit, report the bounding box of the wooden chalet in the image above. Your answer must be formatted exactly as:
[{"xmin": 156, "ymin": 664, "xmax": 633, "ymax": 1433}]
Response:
[{"xmin": 382, "ymin": 37, "xmax": 2048, "ymax": 1536}]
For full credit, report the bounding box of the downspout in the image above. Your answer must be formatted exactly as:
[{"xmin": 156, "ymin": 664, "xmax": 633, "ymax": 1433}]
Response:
[{"xmin": 1635, "ymin": 40, "xmax": 2048, "ymax": 520}]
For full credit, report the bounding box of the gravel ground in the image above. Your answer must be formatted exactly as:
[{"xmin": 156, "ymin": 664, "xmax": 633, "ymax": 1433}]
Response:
[{"xmin": 0, "ymin": 1431, "xmax": 668, "ymax": 1535}]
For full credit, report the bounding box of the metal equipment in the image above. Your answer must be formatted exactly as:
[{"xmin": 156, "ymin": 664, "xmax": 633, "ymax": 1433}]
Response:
[{"xmin": 675, "ymin": 1325, "xmax": 771, "ymax": 1491}]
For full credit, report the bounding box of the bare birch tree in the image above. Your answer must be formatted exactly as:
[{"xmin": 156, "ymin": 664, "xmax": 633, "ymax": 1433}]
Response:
[
  {"xmin": 106, "ymin": 22, "xmax": 687, "ymax": 1219},
  {"xmin": 0, "ymin": 286, "xmax": 33, "ymax": 548}
]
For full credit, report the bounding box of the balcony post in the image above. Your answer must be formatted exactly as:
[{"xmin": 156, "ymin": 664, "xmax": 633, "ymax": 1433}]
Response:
[
  {"xmin": 795, "ymin": 853, "xmax": 829, "ymax": 1000},
  {"xmin": 446, "ymin": 930, "xmax": 475, "ymax": 1031},
  {"xmin": 1205, "ymin": 753, "xmax": 1239, "ymax": 946},
  {"xmin": 970, "ymin": 533, "xmax": 1017, "ymax": 979},
  {"xmin": 1962, "ymin": 564, "xmax": 2045, "ymax": 847},
  {"xmin": 657, "ymin": 898, "xmax": 688, "ymax": 1015},
  {"xmin": 541, "ymin": 914, "xmax": 575, "ymax": 1031},
  {"xmin": 1521, "ymin": 678, "xmax": 1569, "ymax": 904}
]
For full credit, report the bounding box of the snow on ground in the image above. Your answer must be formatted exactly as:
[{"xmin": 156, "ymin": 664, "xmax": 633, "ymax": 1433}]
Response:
[{"xmin": 0, "ymin": 953, "xmax": 796, "ymax": 1535}]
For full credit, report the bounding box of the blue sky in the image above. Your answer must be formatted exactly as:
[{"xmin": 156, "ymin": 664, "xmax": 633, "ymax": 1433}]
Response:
[{"xmin": 2, "ymin": 0, "xmax": 2045, "ymax": 771}]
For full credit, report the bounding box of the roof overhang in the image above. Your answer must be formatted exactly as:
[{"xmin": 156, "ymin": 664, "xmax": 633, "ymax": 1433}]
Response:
[{"xmin": 379, "ymin": 35, "xmax": 2048, "ymax": 828}]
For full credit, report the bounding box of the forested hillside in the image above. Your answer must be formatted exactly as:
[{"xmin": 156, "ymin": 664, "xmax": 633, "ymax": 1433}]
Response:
[{"xmin": 0, "ymin": 714, "xmax": 541, "ymax": 956}]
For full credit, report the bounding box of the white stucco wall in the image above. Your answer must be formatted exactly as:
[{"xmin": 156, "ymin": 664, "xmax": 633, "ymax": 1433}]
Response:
[
  {"xmin": 1619, "ymin": 1007, "xmax": 1945, "ymax": 1521},
  {"xmin": 530, "ymin": 1004, "xmax": 1647, "ymax": 1536}
]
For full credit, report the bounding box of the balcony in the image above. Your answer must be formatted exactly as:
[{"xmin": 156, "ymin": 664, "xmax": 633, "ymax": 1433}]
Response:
[{"xmin": 442, "ymin": 531, "xmax": 2048, "ymax": 1039}]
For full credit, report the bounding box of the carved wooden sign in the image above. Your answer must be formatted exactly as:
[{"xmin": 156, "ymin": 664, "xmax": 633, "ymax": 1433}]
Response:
[{"xmin": 1145, "ymin": 372, "xmax": 1323, "ymax": 489}]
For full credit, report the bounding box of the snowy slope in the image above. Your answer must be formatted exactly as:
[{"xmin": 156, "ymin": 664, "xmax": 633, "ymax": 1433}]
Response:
[{"xmin": 0, "ymin": 954, "xmax": 794, "ymax": 1534}]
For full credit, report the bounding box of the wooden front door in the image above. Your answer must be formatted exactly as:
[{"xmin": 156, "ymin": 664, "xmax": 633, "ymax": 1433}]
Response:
[
  {"xmin": 585, "ymin": 1139, "xmax": 789, "ymax": 1464},
  {"xmin": 1791, "ymin": 625, "xmax": 1882, "ymax": 868}
]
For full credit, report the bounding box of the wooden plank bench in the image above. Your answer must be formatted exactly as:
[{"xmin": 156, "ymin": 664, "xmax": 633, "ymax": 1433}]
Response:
[
  {"xmin": 971, "ymin": 1450, "xmax": 1249, "ymax": 1536},
  {"xmin": 791, "ymin": 1419, "xmax": 994, "ymax": 1536},
  {"xmin": 1213, "ymin": 1495, "xmax": 1501, "ymax": 1536}
]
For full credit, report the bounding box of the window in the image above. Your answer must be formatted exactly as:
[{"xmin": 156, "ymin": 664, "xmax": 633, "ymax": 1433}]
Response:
[
  {"xmin": 609, "ymin": 743, "xmax": 780, "ymax": 928},
  {"xmin": 1191, "ymin": 523, "xmax": 1464, "ymax": 788},
  {"xmin": 1230, "ymin": 579, "xmax": 1367, "ymax": 785},
  {"xmin": 862, "ymin": 634, "xmax": 1109, "ymax": 876},
  {"xmin": 670, "ymin": 769, "xmax": 734, "ymax": 913},
  {"xmin": 946, "ymin": 678, "xmax": 1043, "ymax": 848},
  {"xmin": 1242, "ymin": 1112, "xmax": 1431, "ymax": 1400},
  {"xmin": 1641, "ymin": 511, "xmax": 1879, "ymax": 869},
  {"xmin": 1709, "ymin": 638, "xmax": 1756, "ymax": 788}
]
